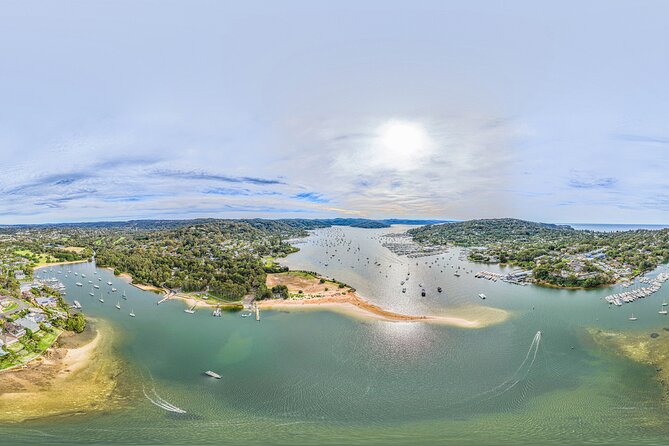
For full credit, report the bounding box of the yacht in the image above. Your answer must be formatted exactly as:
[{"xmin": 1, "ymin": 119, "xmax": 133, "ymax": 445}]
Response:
[
  {"xmin": 660, "ymin": 307, "xmax": 668, "ymax": 315},
  {"xmin": 122, "ymin": 290, "xmax": 127, "ymax": 300},
  {"xmin": 94, "ymin": 285, "xmax": 100, "ymax": 289},
  {"xmin": 421, "ymin": 289, "xmax": 426, "ymax": 297},
  {"xmin": 89, "ymin": 291, "xmax": 95, "ymax": 296},
  {"xmin": 205, "ymin": 370, "xmax": 222, "ymax": 379},
  {"xmin": 629, "ymin": 313, "xmax": 638, "ymax": 321},
  {"xmin": 107, "ymin": 281, "xmax": 112, "ymax": 286},
  {"xmin": 129, "ymin": 309, "xmax": 136, "ymax": 317},
  {"xmin": 75, "ymin": 282, "xmax": 83, "ymax": 287},
  {"xmin": 663, "ymin": 299, "xmax": 668, "ymax": 307},
  {"xmin": 73, "ymin": 300, "xmax": 82, "ymax": 309},
  {"xmin": 479, "ymin": 293, "xmax": 487, "ymax": 300},
  {"xmin": 111, "ymin": 288, "xmax": 117, "ymax": 292},
  {"xmin": 437, "ymin": 287, "xmax": 442, "ymax": 293},
  {"xmin": 115, "ymin": 301, "xmax": 121, "ymax": 310},
  {"xmin": 99, "ymin": 297, "xmax": 104, "ymax": 303}
]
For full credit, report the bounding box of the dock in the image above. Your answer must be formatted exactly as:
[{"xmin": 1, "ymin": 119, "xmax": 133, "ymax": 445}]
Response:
[
  {"xmin": 157, "ymin": 295, "xmax": 170, "ymax": 305},
  {"xmin": 255, "ymin": 305, "xmax": 260, "ymax": 321}
]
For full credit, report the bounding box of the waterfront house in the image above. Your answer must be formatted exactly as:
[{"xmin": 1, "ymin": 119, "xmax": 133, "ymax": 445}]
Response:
[{"xmin": 14, "ymin": 270, "xmax": 25, "ymax": 280}]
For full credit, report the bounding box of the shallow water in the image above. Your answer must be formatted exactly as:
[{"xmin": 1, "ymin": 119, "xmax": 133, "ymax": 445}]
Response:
[{"xmin": 3, "ymin": 226, "xmax": 669, "ymax": 445}]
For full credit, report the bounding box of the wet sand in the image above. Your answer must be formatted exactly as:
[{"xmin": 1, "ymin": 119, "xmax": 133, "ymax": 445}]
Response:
[
  {"xmin": 259, "ymin": 272, "xmax": 509, "ymax": 328},
  {"xmin": 0, "ymin": 320, "xmax": 123, "ymax": 423}
]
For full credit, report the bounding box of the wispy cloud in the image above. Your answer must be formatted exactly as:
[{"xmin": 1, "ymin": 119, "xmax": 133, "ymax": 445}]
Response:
[
  {"xmin": 568, "ymin": 172, "xmax": 618, "ymax": 189},
  {"xmin": 613, "ymin": 134, "xmax": 669, "ymax": 145},
  {"xmin": 292, "ymin": 192, "xmax": 330, "ymax": 203},
  {"xmin": 152, "ymin": 169, "xmax": 285, "ymax": 185}
]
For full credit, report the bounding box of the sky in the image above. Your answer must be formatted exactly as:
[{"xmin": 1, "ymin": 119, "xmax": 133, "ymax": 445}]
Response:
[{"xmin": 1, "ymin": 0, "xmax": 668, "ymax": 224}]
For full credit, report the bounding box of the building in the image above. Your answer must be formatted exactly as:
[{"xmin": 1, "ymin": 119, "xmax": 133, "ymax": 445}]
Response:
[{"xmin": 15, "ymin": 317, "xmax": 40, "ymax": 333}]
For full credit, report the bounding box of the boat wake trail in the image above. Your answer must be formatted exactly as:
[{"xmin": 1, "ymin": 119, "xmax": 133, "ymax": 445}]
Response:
[
  {"xmin": 475, "ymin": 330, "xmax": 543, "ymax": 401},
  {"xmin": 142, "ymin": 385, "xmax": 188, "ymax": 414}
]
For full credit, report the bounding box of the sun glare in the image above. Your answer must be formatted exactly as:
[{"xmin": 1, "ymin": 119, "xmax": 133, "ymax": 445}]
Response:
[{"xmin": 374, "ymin": 120, "xmax": 433, "ymax": 171}]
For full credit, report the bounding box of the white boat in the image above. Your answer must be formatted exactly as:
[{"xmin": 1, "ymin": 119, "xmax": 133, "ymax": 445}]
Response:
[
  {"xmin": 129, "ymin": 309, "xmax": 135, "ymax": 317},
  {"xmin": 81, "ymin": 274, "xmax": 86, "ymax": 278},
  {"xmin": 660, "ymin": 307, "xmax": 668, "ymax": 315},
  {"xmin": 89, "ymin": 292, "xmax": 95, "ymax": 296},
  {"xmin": 663, "ymin": 299, "xmax": 668, "ymax": 307},
  {"xmin": 629, "ymin": 313, "xmax": 638, "ymax": 321},
  {"xmin": 122, "ymin": 291, "xmax": 127, "ymax": 300},
  {"xmin": 213, "ymin": 308, "xmax": 222, "ymax": 317},
  {"xmin": 111, "ymin": 288, "xmax": 117, "ymax": 292},
  {"xmin": 107, "ymin": 281, "xmax": 112, "ymax": 286},
  {"xmin": 205, "ymin": 370, "xmax": 222, "ymax": 379},
  {"xmin": 94, "ymin": 285, "xmax": 100, "ymax": 289},
  {"xmin": 75, "ymin": 282, "xmax": 83, "ymax": 287},
  {"xmin": 115, "ymin": 301, "xmax": 121, "ymax": 310},
  {"xmin": 88, "ymin": 280, "xmax": 92, "ymax": 283},
  {"xmin": 99, "ymin": 297, "xmax": 105, "ymax": 303},
  {"xmin": 73, "ymin": 300, "xmax": 82, "ymax": 309},
  {"xmin": 479, "ymin": 293, "xmax": 487, "ymax": 299}
]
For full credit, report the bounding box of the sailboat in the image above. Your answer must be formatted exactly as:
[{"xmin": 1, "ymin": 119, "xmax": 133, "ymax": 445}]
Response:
[
  {"xmin": 629, "ymin": 313, "xmax": 638, "ymax": 321},
  {"xmin": 663, "ymin": 298, "xmax": 668, "ymax": 307},
  {"xmin": 660, "ymin": 306, "xmax": 668, "ymax": 315},
  {"xmin": 99, "ymin": 296, "xmax": 104, "ymax": 303},
  {"xmin": 122, "ymin": 290, "xmax": 127, "ymax": 300},
  {"xmin": 129, "ymin": 309, "xmax": 136, "ymax": 317},
  {"xmin": 115, "ymin": 301, "xmax": 121, "ymax": 310}
]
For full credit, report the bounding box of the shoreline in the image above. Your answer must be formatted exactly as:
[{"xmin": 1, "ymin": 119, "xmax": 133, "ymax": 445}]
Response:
[
  {"xmin": 260, "ymin": 272, "xmax": 510, "ymax": 328},
  {"xmin": 95, "ymin": 266, "xmax": 509, "ymax": 328},
  {"xmin": 0, "ymin": 319, "xmax": 122, "ymax": 423}
]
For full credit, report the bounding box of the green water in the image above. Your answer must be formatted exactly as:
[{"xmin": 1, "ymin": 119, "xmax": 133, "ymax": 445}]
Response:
[{"xmin": 3, "ymin": 226, "xmax": 669, "ymax": 445}]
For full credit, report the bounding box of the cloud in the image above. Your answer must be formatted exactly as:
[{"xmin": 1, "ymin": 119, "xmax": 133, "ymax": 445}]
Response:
[
  {"xmin": 292, "ymin": 192, "xmax": 330, "ymax": 203},
  {"xmin": 568, "ymin": 172, "xmax": 618, "ymax": 189},
  {"xmin": 151, "ymin": 169, "xmax": 285, "ymax": 185},
  {"xmin": 613, "ymin": 134, "xmax": 669, "ymax": 145}
]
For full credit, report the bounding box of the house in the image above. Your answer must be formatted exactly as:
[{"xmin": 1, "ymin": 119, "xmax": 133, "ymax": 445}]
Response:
[
  {"xmin": 14, "ymin": 270, "xmax": 25, "ymax": 280},
  {"xmin": 4, "ymin": 322, "xmax": 26, "ymax": 338},
  {"xmin": 35, "ymin": 296, "xmax": 57, "ymax": 307},
  {"xmin": 15, "ymin": 317, "xmax": 40, "ymax": 333}
]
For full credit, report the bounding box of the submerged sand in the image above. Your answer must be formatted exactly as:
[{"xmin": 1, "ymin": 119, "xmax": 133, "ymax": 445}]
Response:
[
  {"xmin": 589, "ymin": 327, "xmax": 669, "ymax": 399},
  {"xmin": 0, "ymin": 320, "xmax": 123, "ymax": 423},
  {"xmin": 260, "ymin": 272, "xmax": 509, "ymax": 328}
]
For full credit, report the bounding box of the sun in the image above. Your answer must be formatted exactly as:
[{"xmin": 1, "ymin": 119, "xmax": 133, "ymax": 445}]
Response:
[{"xmin": 374, "ymin": 120, "xmax": 433, "ymax": 171}]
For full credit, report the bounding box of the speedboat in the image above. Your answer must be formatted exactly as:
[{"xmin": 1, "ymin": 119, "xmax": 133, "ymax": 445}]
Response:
[
  {"xmin": 205, "ymin": 370, "xmax": 222, "ymax": 379},
  {"xmin": 479, "ymin": 293, "xmax": 487, "ymax": 300}
]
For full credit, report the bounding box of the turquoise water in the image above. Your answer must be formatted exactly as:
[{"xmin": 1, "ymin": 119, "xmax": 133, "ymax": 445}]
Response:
[{"xmin": 3, "ymin": 226, "xmax": 669, "ymax": 445}]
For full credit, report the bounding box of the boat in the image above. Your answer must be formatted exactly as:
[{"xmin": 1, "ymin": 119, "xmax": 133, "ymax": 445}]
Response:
[
  {"xmin": 437, "ymin": 287, "xmax": 442, "ymax": 293},
  {"xmin": 454, "ymin": 273, "xmax": 460, "ymax": 277},
  {"xmin": 89, "ymin": 292, "xmax": 95, "ymax": 296},
  {"xmin": 421, "ymin": 289, "xmax": 426, "ymax": 297},
  {"xmin": 205, "ymin": 370, "xmax": 222, "ymax": 379},
  {"xmin": 75, "ymin": 282, "xmax": 83, "ymax": 287},
  {"xmin": 479, "ymin": 293, "xmax": 487, "ymax": 300},
  {"xmin": 107, "ymin": 281, "xmax": 112, "ymax": 286},
  {"xmin": 73, "ymin": 300, "xmax": 82, "ymax": 309},
  {"xmin": 402, "ymin": 288, "xmax": 406, "ymax": 293},
  {"xmin": 115, "ymin": 301, "xmax": 121, "ymax": 310},
  {"xmin": 660, "ymin": 307, "xmax": 668, "ymax": 315},
  {"xmin": 663, "ymin": 299, "xmax": 668, "ymax": 307},
  {"xmin": 184, "ymin": 306, "xmax": 196, "ymax": 314},
  {"xmin": 81, "ymin": 274, "xmax": 86, "ymax": 278},
  {"xmin": 98, "ymin": 278, "xmax": 102, "ymax": 281},
  {"xmin": 111, "ymin": 288, "xmax": 117, "ymax": 292},
  {"xmin": 213, "ymin": 308, "xmax": 222, "ymax": 317},
  {"xmin": 122, "ymin": 290, "xmax": 127, "ymax": 300},
  {"xmin": 99, "ymin": 297, "xmax": 104, "ymax": 303},
  {"xmin": 629, "ymin": 313, "xmax": 638, "ymax": 321},
  {"xmin": 94, "ymin": 285, "xmax": 100, "ymax": 289},
  {"xmin": 129, "ymin": 309, "xmax": 136, "ymax": 317}
]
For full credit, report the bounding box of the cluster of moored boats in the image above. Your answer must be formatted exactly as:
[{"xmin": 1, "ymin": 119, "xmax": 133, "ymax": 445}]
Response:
[{"xmin": 604, "ymin": 273, "xmax": 669, "ymax": 306}]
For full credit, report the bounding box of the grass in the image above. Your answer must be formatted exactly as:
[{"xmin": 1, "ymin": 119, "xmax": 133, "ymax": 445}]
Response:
[
  {"xmin": 0, "ymin": 301, "xmax": 19, "ymax": 313},
  {"xmin": 14, "ymin": 249, "xmax": 59, "ymax": 267},
  {"xmin": 0, "ymin": 329, "xmax": 61, "ymax": 370}
]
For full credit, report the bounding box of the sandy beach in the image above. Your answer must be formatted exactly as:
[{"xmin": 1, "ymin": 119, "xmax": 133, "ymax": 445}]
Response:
[
  {"xmin": 0, "ymin": 320, "xmax": 123, "ymax": 423},
  {"xmin": 259, "ymin": 272, "xmax": 509, "ymax": 328}
]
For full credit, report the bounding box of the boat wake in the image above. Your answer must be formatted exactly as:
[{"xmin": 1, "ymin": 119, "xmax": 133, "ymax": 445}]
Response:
[
  {"xmin": 475, "ymin": 330, "xmax": 543, "ymax": 401},
  {"xmin": 142, "ymin": 385, "xmax": 188, "ymax": 414}
]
